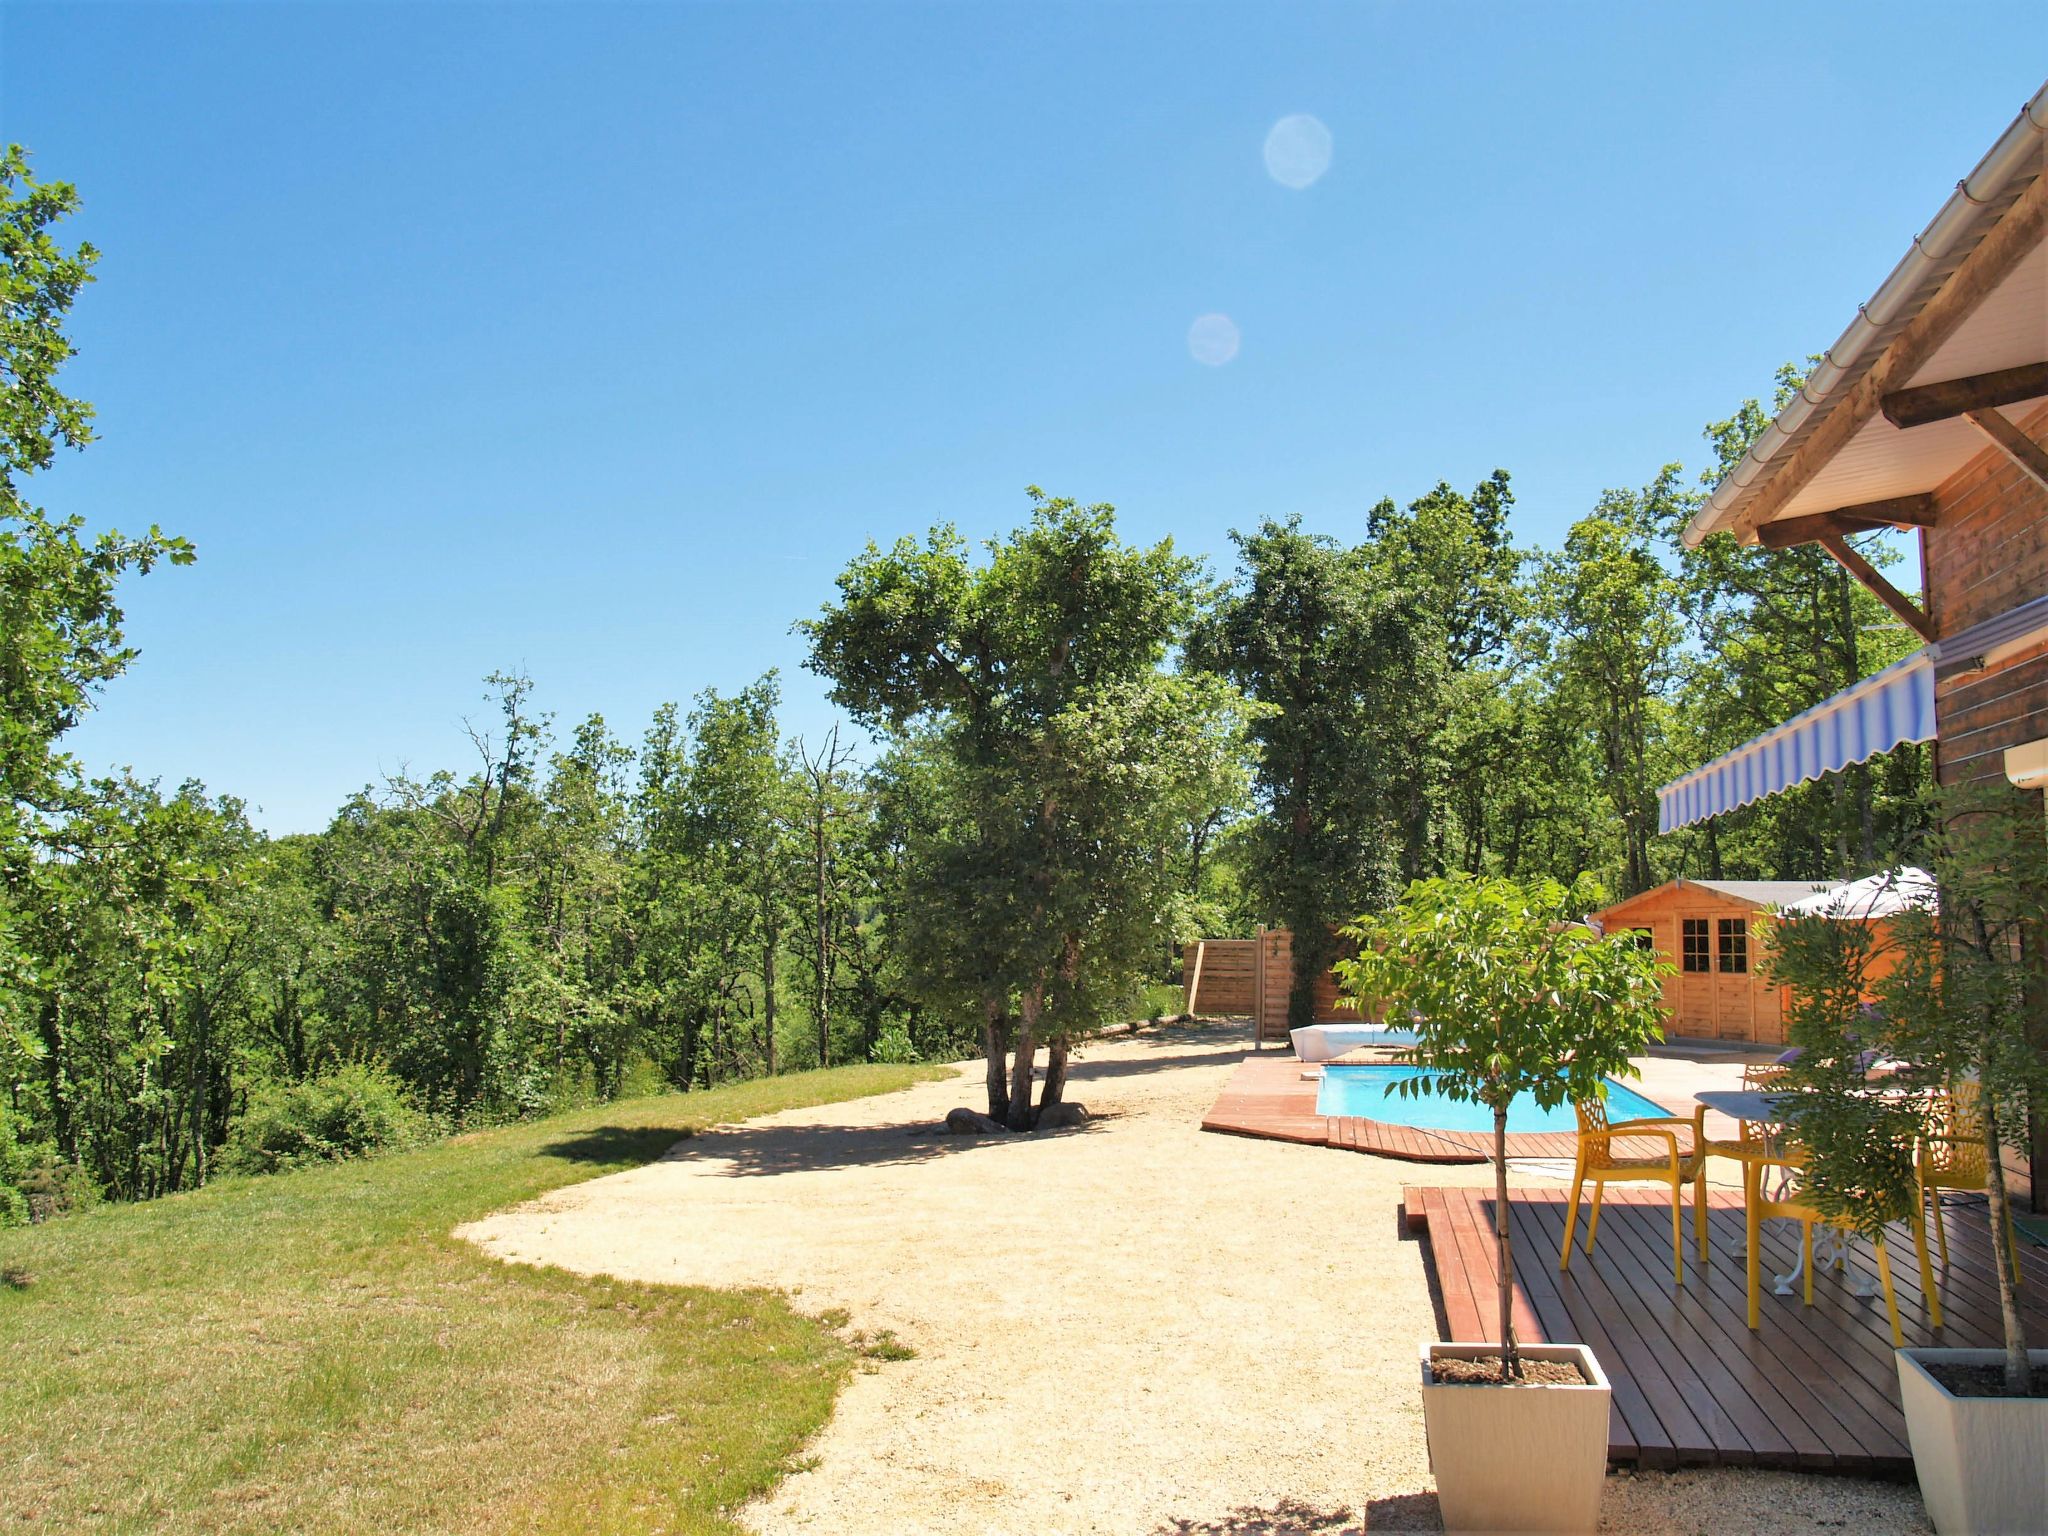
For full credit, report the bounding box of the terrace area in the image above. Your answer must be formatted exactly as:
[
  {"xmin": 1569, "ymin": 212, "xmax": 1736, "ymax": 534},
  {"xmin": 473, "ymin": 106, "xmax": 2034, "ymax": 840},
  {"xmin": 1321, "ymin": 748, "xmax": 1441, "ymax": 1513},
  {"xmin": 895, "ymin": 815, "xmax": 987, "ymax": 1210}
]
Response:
[{"xmin": 1203, "ymin": 1045, "xmax": 2048, "ymax": 1480}]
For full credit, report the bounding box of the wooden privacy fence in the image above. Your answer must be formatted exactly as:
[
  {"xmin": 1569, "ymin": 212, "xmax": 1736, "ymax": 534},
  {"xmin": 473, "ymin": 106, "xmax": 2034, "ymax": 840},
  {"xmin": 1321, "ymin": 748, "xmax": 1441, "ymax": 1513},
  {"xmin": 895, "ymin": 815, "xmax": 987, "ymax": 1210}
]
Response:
[{"xmin": 1182, "ymin": 927, "xmax": 1365, "ymax": 1045}]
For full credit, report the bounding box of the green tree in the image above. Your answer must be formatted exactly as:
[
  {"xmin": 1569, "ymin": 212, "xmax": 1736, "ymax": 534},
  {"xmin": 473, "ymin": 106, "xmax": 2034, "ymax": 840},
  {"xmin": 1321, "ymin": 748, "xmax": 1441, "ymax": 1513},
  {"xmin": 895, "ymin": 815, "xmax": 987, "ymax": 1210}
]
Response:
[
  {"xmin": 1542, "ymin": 472, "xmax": 1690, "ymax": 897},
  {"xmin": 1363, "ymin": 473, "xmax": 1526, "ymax": 881},
  {"xmin": 806, "ymin": 491, "xmax": 1241, "ymax": 1127},
  {"xmin": 0, "ymin": 146, "xmax": 193, "ymax": 1213},
  {"xmin": 1188, "ymin": 516, "xmax": 1412, "ymax": 1026}
]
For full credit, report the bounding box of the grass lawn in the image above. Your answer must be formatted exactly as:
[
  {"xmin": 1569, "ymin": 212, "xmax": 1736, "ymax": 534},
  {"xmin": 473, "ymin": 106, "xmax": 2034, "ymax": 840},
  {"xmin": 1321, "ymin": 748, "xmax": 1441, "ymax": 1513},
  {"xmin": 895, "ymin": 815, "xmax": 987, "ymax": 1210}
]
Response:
[{"xmin": 1, "ymin": 1063, "xmax": 951, "ymax": 1535}]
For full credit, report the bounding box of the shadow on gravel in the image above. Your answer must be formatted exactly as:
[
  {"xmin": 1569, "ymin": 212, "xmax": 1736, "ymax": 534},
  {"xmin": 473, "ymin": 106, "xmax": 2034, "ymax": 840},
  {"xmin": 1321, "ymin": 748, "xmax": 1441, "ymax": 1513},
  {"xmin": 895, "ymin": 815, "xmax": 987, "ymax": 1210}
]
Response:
[
  {"xmin": 1152, "ymin": 1492, "xmax": 1440, "ymax": 1533},
  {"xmin": 1155, "ymin": 1499, "xmax": 1441, "ymax": 1531},
  {"xmin": 536, "ymin": 1020, "xmax": 1249, "ymax": 1178}
]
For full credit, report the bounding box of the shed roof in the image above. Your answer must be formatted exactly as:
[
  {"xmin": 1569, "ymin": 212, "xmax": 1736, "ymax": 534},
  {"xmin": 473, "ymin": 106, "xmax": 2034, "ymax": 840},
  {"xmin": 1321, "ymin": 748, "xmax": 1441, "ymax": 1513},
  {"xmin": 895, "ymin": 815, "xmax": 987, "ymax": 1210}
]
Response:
[{"xmin": 1596, "ymin": 877, "xmax": 1835, "ymax": 922}]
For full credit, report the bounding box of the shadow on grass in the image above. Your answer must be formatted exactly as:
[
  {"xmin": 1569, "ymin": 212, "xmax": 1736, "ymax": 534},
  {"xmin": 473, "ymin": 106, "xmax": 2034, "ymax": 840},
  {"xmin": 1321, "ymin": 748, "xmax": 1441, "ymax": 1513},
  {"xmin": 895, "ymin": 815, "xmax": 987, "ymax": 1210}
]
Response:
[{"xmin": 535, "ymin": 1125, "xmax": 698, "ymax": 1164}]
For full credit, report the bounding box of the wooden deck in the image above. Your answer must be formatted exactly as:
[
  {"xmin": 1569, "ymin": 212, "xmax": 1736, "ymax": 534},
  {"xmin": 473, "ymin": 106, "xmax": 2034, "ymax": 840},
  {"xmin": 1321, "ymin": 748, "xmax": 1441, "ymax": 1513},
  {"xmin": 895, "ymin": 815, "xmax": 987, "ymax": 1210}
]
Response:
[
  {"xmin": 1405, "ymin": 1184, "xmax": 2048, "ymax": 1473},
  {"xmin": 1202, "ymin": 1054, "xmax": 1581, "ymax": 1163}
]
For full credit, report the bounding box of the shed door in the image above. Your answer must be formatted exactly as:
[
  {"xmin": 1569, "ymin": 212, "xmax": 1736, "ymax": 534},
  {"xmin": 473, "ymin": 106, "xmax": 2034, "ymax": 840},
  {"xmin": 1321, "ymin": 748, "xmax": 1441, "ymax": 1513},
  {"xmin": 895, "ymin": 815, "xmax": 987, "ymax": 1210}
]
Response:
[
  {"xmin": 1710, "ymin": 915, "xmax": 1754, "ymax": 1040},
  {"xmin": 1675, "ymin": 913, "xmax": 1715, "ymax": 1036}
]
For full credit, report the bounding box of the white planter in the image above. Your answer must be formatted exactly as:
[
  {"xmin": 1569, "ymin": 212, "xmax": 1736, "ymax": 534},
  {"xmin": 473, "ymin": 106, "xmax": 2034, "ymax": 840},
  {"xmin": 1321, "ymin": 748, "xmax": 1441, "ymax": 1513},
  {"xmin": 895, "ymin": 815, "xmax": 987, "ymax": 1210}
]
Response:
[
  {"xmin": 1896, "ymin": 1348, "xmax": 2048, "ymax": 1535},
  {"xmin": 1421, "ymin": 1341, "xmax": 1611, "ymax": 1534}
]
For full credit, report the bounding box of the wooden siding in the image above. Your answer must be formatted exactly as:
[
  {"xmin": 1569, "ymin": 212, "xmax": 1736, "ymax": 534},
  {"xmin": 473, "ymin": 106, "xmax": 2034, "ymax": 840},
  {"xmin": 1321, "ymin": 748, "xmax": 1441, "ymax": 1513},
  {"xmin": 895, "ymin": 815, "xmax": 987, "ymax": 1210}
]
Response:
[
  {"xmin": 1926, "ymin": 399, "xmax": 2048, "ymax": 787},
  {"xmin": 1184, "ymin": 929, "xmax": 1367, "ymax": 1043},
  {"xmin": 1251, "ymin": 926, "xmax": 1362, "ymax": 1044},
  {"xmin": 1919, "ymin": 399, "xmax": 2048, "ymax": 1206},
  {"xmin": 1595, "ymin": 884, "xmax": 1785, "ymax": 1045},
  {"xmin": 1180, "ymin": 939, "xmax": 1257, "ymax": 1015}
]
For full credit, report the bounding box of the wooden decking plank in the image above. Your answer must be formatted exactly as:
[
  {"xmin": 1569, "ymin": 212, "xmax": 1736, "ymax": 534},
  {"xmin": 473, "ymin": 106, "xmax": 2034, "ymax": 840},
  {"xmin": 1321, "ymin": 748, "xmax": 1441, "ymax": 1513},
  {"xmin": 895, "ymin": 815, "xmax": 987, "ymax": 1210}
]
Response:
[
  {"xmin": 1738, "ymin": 1213, "xmax": 1924, "ymax": 1418},
  {"xmin": 1409, "ymin": 1185, "xmax": 1957, "ymax": 1473},
  {"xmin": 1548, "ymin": 1189, "xmax": 1787, "ymax": 1466},
  {"xmin": 1574, "ymin": 1191, "xmax": 1834, "ymax": 1468},
  {"xmin": 1651, "ymin": 1199, "xmax": 1869, "ymax": 1469},
  {"xmin": 1601, "ymin": 1190, "xmax": 1907, "ymax": 1470},
  {"xmin": 1500, "ymin": 1191, "xmax": 1702, "ymax": 1467},
  {"xmin": 1418, "ymin": 1188, "xmax": 1486, "ymax": 1343},
  {"xmin": 1482, "ymin": 1188, "xmax": 1666, "ymax": 1464},
  {"xmin": 1434, "ymin": 1187, "xmax": 1520, "ymax": 1342},
  {"xmin": 1568, "ymin": 1189, "xmax": 1906, "ymax": 1469}
]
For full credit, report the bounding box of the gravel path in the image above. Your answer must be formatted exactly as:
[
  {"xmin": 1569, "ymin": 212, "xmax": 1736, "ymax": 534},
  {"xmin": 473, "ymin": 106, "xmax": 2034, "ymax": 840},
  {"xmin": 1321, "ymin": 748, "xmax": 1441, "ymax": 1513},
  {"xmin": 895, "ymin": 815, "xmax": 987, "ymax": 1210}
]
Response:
[{"xmin": 457, "ymin": 1024, "xmax": 1928, "ymax": 1534}]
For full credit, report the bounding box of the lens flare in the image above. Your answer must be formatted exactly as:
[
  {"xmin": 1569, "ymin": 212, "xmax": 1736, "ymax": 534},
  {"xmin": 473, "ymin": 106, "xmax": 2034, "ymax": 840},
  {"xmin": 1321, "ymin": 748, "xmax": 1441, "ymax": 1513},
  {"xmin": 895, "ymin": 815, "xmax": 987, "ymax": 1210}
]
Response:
[
  {"xmin": 1187, "ymin": 313, "xmax": 1240, "ymax": 367},
  {"xmin": 1263, "ymin": 114, "xmax": 1332, "ymax": 189}
]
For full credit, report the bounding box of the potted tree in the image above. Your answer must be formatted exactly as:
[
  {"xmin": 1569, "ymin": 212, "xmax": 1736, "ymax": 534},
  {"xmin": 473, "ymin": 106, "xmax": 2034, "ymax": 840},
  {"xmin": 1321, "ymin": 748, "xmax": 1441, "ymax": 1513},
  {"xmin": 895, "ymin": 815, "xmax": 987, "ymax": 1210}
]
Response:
[
  {"xmin": 1338, "ymin": 874, "xmax": 1666, "ymax": 1534},
  {"xmin": 1765, "ymin": 789, "xmax": 2047, "ymax": 1535}
]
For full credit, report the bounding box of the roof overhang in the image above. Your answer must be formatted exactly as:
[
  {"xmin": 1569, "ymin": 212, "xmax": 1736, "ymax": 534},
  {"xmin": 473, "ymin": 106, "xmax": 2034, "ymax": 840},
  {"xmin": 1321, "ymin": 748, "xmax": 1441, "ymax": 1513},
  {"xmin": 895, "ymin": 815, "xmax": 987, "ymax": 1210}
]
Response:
[{"xmin": 1685, "ymin": 85, "xmax": 2048, "ymax": 549}]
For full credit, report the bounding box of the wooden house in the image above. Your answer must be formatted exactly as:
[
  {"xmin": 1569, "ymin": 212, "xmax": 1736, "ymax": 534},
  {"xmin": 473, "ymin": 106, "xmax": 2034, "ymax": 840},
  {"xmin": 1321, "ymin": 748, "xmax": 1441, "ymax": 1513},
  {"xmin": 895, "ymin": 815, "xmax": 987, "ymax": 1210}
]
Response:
[
  {"xmin": 1666, "ymin": 85, "xmax": 2047, "ymax": 1198},
  {"xmin": 1594, "ymin": 879, "xmax": 1832, "ymax": 1044}
]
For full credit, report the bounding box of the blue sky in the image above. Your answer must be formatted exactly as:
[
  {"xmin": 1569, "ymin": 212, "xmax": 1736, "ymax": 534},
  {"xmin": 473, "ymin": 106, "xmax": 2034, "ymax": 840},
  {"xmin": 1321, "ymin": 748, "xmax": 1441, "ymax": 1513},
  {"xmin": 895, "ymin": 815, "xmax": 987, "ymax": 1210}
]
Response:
[{"xmin": 5, "ymin": 3, "xmax": 2039, "ymax": 833}]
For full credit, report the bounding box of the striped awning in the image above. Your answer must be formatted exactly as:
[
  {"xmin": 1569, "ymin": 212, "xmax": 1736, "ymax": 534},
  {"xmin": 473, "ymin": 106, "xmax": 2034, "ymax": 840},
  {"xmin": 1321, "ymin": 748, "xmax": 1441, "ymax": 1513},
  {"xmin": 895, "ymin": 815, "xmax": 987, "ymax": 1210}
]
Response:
[{"xmin": 1657, "ymin": 651, "xmax": 1935, "ymax": 833}]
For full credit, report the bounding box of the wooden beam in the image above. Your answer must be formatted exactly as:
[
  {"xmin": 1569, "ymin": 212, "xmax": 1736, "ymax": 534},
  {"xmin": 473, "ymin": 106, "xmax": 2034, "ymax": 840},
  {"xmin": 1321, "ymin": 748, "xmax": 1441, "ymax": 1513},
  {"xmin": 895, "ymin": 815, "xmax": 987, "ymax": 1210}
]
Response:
[
  {"xmin": 1965, "ymin": 406, "xmax": 2048, "ymax": 493},
  {"xmin": 1729, "ymin": 167, "xmax": 2048, "ymax": 542},
  {"xmin": 1753, "ymin": 494, "xmax": 1940, "ymax": 549},
  {"xmin": 1817, "ymin": 531, "xmax": 1933, "ymax": 641},
  {"xmin": 1882, "ymin": 361, "xmax": 2048, "ymax": 429},
  {"xmin": 1757, "ymin": 512, "xmax": 1875, "ymax": 550}
]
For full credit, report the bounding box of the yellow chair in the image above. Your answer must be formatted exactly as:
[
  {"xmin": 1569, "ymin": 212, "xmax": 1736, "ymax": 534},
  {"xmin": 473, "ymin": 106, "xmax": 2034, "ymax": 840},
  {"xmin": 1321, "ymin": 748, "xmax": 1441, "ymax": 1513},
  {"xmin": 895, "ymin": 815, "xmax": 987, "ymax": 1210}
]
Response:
[
  {"xmin": 1919, "ymin": 1079, "xmax": 2023, "ymax": 1290},
  {"xmin": 1744, "ymin": 1153, "xmax": 1905, "ymax": 1347},
  {"xmin": 1560, "ymin": 1098, "xmax": 1706, "ymax": 1285}
]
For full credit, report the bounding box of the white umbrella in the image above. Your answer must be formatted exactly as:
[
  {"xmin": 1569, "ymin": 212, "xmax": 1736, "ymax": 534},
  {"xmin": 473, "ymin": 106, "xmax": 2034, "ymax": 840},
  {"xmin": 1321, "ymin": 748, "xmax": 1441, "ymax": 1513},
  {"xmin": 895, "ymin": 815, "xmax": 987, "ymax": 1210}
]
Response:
[{"xmin": 1780, "ymin": 866, "xmax": 1937, "ymax": 920}]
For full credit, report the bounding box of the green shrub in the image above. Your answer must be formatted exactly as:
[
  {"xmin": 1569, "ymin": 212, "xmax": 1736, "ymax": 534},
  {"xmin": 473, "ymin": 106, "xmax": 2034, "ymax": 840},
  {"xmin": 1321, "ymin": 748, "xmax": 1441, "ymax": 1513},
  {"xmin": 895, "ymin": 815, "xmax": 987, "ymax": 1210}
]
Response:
[
  {"xmin": 224, "ymin": 1063, "xmax": 426, "ymax": 1175},
  {"xmin": 869, "ymin": 1024, "xmax": 921, "ymax": 1065}
]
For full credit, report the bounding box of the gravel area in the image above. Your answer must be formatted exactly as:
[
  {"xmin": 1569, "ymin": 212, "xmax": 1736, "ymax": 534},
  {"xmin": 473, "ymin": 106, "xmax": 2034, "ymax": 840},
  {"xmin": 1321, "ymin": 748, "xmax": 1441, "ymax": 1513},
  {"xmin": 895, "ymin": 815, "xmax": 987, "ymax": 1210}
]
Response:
[{"xmin": 457, "ymin": 1023, "xmax": 1929, "ymax": 1534}]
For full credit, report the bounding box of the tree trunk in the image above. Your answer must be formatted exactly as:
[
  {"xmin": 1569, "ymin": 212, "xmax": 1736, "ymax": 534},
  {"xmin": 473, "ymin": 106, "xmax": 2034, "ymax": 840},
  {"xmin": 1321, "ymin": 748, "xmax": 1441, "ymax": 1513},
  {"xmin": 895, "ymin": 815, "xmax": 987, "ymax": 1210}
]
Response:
[
  {"xmin": 189, "ymin": 997, "xmax": 210, "ymax": 1190},
  {"xmin": 1040, "ymin": 1039, "xmax": 1069, "ymax": 1118},
  {"xmin": 1495, "ymin": 1103, "xmax": 1519, "ymax": 1379},
  {"xmin": 1983, "ymin": 1085, "xmax": 2035, "ymax": 1394},
  {"xmin": 762, "ymin": 917, "xmax": 778, "ymax": 1077},
  {"xmin": 983, "ymin": 1001, "xmax": 1008, "ymax": 1121},
  {"xmin": 1007, "ymin": 988, "xmax": 1041, "ymax": 1131},
  {"xmin": 814, "ymin": 861, "xmax": 830, "ymax": 1070}
]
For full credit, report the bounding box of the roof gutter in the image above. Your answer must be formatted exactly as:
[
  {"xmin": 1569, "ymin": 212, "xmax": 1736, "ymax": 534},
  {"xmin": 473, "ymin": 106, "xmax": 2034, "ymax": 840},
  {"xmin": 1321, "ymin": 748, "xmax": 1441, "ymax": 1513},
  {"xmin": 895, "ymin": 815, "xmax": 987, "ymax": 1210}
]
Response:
[{"xmin": 1685, "ymin": 82, "xmax": 2048, "ymax": 547}]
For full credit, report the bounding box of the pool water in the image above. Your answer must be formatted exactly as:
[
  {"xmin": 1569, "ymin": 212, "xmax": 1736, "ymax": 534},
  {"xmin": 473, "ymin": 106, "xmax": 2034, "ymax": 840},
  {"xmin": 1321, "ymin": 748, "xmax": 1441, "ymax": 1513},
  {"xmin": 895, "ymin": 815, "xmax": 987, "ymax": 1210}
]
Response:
[{"xmin": 1315, "ymin": 1064, "xmax": 1668, "ymax": 1133}]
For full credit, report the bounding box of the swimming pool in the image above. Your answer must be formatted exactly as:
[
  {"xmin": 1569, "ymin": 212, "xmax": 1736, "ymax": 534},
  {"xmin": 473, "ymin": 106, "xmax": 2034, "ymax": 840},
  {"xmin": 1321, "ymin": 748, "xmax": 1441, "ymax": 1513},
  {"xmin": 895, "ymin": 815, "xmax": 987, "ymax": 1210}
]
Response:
[{"xmin": 1315, "ymin": 1064, "xmax": 1668, "ymax": 1133}]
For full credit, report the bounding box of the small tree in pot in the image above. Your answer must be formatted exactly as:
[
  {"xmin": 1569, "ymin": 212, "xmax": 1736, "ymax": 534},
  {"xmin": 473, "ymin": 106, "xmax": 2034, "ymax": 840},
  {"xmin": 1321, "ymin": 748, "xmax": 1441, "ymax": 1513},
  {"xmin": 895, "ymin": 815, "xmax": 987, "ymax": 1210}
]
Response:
[
  {"xmin": 1339, "ymin": 874, "xmax": 1668, "ymax": 1375},
  {"xmin": 1762, "ymin": 789, "xmax": 2046, "ymax": 1535}
]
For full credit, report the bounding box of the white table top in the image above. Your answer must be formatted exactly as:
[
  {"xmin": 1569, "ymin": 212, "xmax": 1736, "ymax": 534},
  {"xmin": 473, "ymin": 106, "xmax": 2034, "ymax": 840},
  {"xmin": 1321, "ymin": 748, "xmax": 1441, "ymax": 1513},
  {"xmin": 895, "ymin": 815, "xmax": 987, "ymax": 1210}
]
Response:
[{"xmin": 1693, "ymin": 1088, "xmax": 1791, "ymax": 1123}]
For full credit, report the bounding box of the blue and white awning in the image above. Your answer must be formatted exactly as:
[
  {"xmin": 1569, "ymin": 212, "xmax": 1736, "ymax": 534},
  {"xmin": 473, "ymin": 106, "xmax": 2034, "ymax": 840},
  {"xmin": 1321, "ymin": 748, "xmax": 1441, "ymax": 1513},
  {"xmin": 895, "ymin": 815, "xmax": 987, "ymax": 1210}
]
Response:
[{"xmin": 1657, "ymin": 651, "xmax": 1935, "ymax": 833}]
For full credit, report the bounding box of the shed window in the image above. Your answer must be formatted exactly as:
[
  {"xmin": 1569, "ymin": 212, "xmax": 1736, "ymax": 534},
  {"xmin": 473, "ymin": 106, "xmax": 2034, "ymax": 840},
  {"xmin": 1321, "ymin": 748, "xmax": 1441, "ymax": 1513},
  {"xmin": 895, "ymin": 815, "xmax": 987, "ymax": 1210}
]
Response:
[
  {"xmin": 1717, "ymin": 918, "xmax": 1749, "ymax": 974},
  {"xmin": 1629, "ymin": 927, "xmax": 1655, "ymax": 952},
  {"xmin": 1681, "ymin": 919, "xmax": 1711, "ymax": 973}
]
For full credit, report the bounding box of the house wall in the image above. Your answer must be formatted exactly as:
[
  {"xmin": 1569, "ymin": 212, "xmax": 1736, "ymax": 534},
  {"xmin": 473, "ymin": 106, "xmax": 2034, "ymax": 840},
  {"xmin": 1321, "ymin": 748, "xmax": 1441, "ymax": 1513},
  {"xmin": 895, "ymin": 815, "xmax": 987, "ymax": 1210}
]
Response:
[
  {"xmin": 1920, "ymin": 400, "xmax": 2048, "ymax": 1207},
  {"xmin": 1925, "ymin": 400, "xmax": 2048, "ymax": 788}
]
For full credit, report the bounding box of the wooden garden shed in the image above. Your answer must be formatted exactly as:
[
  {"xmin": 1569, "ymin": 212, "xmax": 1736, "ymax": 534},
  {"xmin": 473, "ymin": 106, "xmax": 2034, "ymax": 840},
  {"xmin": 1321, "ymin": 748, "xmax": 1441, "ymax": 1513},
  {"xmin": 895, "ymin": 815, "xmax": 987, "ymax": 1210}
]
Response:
[{"xmin": 1593, "ymin": 879, "xmax": 1832, "ymax": 1044}]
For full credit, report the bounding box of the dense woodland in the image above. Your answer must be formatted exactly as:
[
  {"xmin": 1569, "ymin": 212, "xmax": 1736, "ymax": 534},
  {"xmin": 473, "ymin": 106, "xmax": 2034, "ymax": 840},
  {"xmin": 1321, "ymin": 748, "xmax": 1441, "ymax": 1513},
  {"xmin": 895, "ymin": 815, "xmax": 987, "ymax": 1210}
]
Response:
[{"xmin": 1, "ymin": 151, "xmax": 1931, "ymax": 1218}]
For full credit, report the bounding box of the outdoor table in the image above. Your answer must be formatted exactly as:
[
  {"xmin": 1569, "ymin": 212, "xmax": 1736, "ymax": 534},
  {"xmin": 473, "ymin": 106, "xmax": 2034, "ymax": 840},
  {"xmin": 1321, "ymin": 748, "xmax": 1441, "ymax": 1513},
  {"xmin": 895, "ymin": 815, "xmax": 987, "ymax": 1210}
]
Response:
[{"xmin": 1691, "ymin": 1087, "xmax": 1880, "ymax": 1297}]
